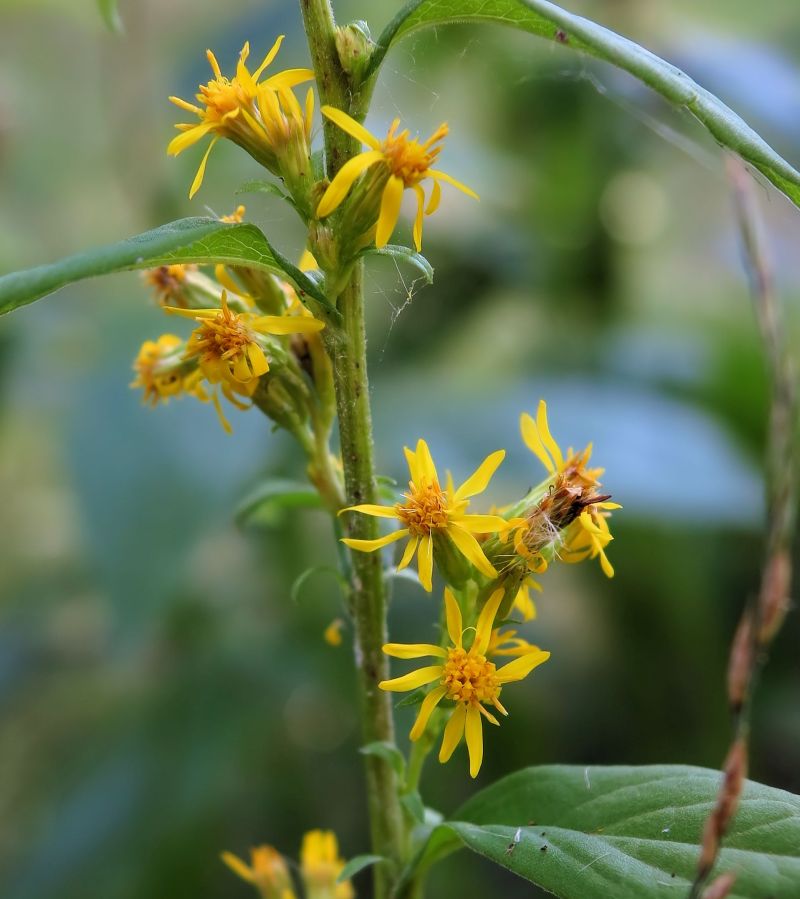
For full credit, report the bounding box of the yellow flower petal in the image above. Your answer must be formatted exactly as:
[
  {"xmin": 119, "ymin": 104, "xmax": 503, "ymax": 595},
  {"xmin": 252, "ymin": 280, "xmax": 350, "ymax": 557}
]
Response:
[
  {"xmin": 376, "ymin": 175, "xmax": 405, "ymax": 248},
  {"xmin": 412, "ymin": 184, "xmax": 425, "ymax": 251},
  {"xmin": 474, "ymin": 588, "xmax": 505, "ymax": 656},
  {"xmin": 316, "ymin": 150, "xmax": 384, "ymax": 218},
  {"xmin": 465, "ymin": 705, "xmax": 484, "ymax": 778},
  {"xmin": 321, "ymin": 105, "xmax": 381, "ymax": 150},
  {"xmin": 496, "ymin": 649, "xmax": 550, "ymax": 684},
  {"xmin": 443, "ymin": 587, "xmax": 463, "ymax": 648},
  {"xmin": 599, "ymin": 550, "xmax": 615, "ymax": 578},
  {"xmin": 520, "ymin": 411, "xmax": 554, "ymax": 473},
  {"xmin": 343, "ymin": 503, "xmax": 398, "ymax": 518},
  {"xmin": 536, "ymin": 400, "xmax": 564, "ymax": 470},
  {"xmin": 439, "ymin": 703, "xmax": 466, "ymax": 763},
  {"xmin": 252, "ymin": 314, "xmax": 325, "ymax": 335},
  {"xmin": 189, "ymin": 135, "xmax": 220, "ymax": 199},
  {"xmin": 397, "ymin": 534, "xmax": 419, "ymax": 570},
  {"xmin": 246, "ymin": 342, "xmax": 269, "ymax": 377},
  {"xmin": 383, "ymin": 643, "xmax": 447, "ymax": 659},
  {"xmin": 253, "ymin": 34, "xmax": 285, "ymax": 79},
  {"xmin": 454, "ymin": 514, "xmax": 509, "ymax": 535},
  {"xmin": 410, "ymin": 685, "xmax": 447, "ymax": 741},
  {"xmin": 428, "ymin": 169, "xmax": 479, "ymax": 200},
  {"xmin": 262, "ymin": 67, "xmax": 315, "ymax": 89},
  {"xmin": 426, "ymin": 178, "xmax": 441, "ymax": 215},
  {"xmin": 454, "ymin": 450, "xmax": 505, "ymax": 501},
  {"xmin": 378, "ymin": 665, "xmax": 443, "ymax": 692},
  {"xmin": 414, "ymin": 438, "xmax": 438, "ymax": 483},
  {"xmin": 220, "ymin": 851, "xmax": 255, "ymax": 883},
  {"xmin": 417, "ymin": 534, "xmax": 434, "ymax": 592},
  {"xmin": 447, "ymin": 525, "xmax": 497, "ymax": 579},
  {"xmin": 342, "ymin": 529, "xmax": 409, "ymax": 551},
  {"xmin": 167, "ymin": 122, "xmax": 214, "ymax": 157}
]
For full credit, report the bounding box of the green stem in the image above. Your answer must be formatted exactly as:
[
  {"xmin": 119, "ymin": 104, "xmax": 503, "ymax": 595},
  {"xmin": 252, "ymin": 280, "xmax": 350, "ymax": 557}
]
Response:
[{"xmin": 300, "ymin": 2, "xmax": 406, "ymax": 895}]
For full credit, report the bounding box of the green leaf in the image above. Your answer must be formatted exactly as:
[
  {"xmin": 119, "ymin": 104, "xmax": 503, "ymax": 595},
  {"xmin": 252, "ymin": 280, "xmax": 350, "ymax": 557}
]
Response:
[
  {"xmin": 337, "ymin": 854, "xmax": 385, "ymax": 883},
  {"xmin": 410, "ymin": 765, "xmax": 800, "ymax": 898},
  {"xmin": 370, "ymin": 0, "xmax": 800, "ymax": 211},
  {"xmin": 401, "ymin": 789, "xmax": 427, "ymax": 824},
  {"xmin": 359, "ymin": 741, "xmax": 407, "ymax": 780},
  {"xmin": 362, "ymin": 245, "xmax": 434, "ymax": 284},
  {"xmin": 0, "ymin": 217, "xmax": 335, "ymax": 317},
  {"xmin": 97, "ymin": 0, "xmax": 123, "ymax": 32},
  {"xmin": 235, "ymin": 479, "xmax": 322, "ymax": 528},
  {"xmin": 394, "ymin": 688, "xmax": 427, "ymax": 709}
]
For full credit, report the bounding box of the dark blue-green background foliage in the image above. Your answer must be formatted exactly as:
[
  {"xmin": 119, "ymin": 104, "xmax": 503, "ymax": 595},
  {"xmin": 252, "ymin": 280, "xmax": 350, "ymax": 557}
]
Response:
[{"xmin": 0, "ymin": 0, "xmax": 798, "ymax": 896}]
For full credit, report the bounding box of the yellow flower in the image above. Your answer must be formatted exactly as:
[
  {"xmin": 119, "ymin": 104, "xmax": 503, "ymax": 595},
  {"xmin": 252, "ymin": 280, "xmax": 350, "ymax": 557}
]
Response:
[
  {"xmin": 342, "ymin": 439, "xmax": 508, "ymax": 591},
  {"xmin": 487, "ymin": 625, "xmax": 543, "ymax": 658},
  {"xmin": 316, "ymin": 107, "xmax": 478, "ymax": 250},
  {"xmin": 519, "ymin": 399, "xmax": 620, "ymax": 578},
  {"xmin": 380, "ymin": 588, "xmax": 549, "ymax": 777},
  {"xmin": 168, "ymin": 38, "xmax": 313, "ymax": 198},
  {"xmin": 221, "ymin": 845, "xmax": 297, "ymax": 899},
  {"xmin": 220, "ymin": 204, "xmax": 247, "ymax": 223},
  {"xmin": 130, "ymin": 334, "xmax": 206, "ymax": 406},
  {"xmin": 512, "ymin": 577, "xmax": 540, "ymax": 621},
  {"xmin": 561, "ymin": 502, "xmax": 618, "ymax": 577},
  {"xmin": 300, "ymin": 830, "xmax": 354, "ymax": 899},
  {"xmin": 165, "ymin": 290, "xmax": 324, "ymax": 389}
]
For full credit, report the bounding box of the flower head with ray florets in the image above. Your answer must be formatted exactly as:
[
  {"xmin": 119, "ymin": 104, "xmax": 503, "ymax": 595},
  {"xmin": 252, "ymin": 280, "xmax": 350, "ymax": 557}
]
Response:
[
  {"xmin": 168, "ymin": 37, "xmax": 314, "ymax": 198},
  {"xmin": 342, "ymin": 440, "xmax": 509, "ymax": 591},
  {"xmin": 316, "ymin": 107, "xmax": 478, "ymax": 250},
  {"xmin": 380, "ymin": 588, "xmax": 550, "ymax": 777},
  {"xmin": 517, "ymin": 400, "xmax": 620, "ymax": 577}
]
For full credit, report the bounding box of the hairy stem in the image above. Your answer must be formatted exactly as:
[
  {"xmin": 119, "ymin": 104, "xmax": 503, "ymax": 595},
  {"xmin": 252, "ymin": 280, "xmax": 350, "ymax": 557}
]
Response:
[{"xmin": 300, "ymin": 1, "xmax": 406, "ymax": 894}]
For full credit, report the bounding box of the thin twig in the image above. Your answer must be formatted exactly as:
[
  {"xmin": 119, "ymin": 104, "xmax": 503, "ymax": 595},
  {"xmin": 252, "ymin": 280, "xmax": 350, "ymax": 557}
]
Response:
[{"xmin": 688, "ymin": 156, "xmax": 797, "ymax": 898}]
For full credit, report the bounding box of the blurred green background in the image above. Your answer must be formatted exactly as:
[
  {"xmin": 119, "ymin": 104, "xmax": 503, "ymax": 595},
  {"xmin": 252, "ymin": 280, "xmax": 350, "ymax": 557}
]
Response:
[{"xmin": 1, "ymin": 1, "xmax": 799, "ymax": 897}]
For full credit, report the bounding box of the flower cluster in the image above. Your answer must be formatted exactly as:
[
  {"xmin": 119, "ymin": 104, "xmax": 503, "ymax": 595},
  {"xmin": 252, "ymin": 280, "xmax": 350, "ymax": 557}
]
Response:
[
  {"xmin": 223, "ymin": 829, "xmax": 354, "ymax": 899},
  {"xmin": 343, "ymin": 400, "xmax": 618, "ymax": 776},
  {"xmin": 130, "ymin": 208, "xmax": 326, "ymax": 435}
]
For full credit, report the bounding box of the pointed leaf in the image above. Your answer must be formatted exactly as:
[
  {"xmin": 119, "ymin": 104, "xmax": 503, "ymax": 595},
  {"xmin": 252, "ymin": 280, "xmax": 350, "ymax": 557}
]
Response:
[
  {"xmin": 370, "ymin": 0, "xmax": 800, "ymax": 210},
  {"xmin": 0, "ymin": 218, "xmax": 335, "ymax": 316},
  {"xmin": 337, "ymin": 854, "xmax": 386, "ymax": 884},
  {"xmin": 409, "ymin": 765, "xmax": 800, "ymax": 898},
  {"xmin": 362, "ymin": 245, "xmax": 434, "ymax": 285}
]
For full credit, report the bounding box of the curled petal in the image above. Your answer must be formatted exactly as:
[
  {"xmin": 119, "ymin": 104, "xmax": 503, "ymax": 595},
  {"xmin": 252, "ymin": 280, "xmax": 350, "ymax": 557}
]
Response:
[
  {"xmin": 427, "ymin": 169, "xmax": 479, "ymax": 200},
  {"xmin": 189, "ymin": 135, "xmax": 220, "ymax": 199},
  {"xmin": 342, "ymin": 529, "xmax": 409, "ymax": 552}
]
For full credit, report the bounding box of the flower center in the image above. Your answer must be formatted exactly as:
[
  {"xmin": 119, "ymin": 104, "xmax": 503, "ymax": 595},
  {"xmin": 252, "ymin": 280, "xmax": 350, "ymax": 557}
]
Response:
[
  {"xmin": 199, "ymin": 78, "xmax": 250, "ymax": 121},
  {"xmin": 441, "ymin": 647, "xmax": 500, "ymax": 705},
  {"xmin": 190, "ymin": 307, "xmax": 254, "ymax": 364},
  {"xmin": 395, "ymin": 479, "xmax": 450, "ymax": 535},
  {"xmin": 381, "ymin": 123, "xmax": 448, "ymax": 187}
]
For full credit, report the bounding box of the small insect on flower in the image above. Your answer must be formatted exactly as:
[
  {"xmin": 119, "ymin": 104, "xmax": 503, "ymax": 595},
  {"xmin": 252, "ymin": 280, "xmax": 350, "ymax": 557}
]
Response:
[
  {"xmin": 168, "ymin": 37, "xmax": 314, "ymax": 198},
  {"xmin": 380, "ymin": 588, "xmax": 550, "ymax": 777},
  {"xmin": 341, "ymin": 439, "xmax": 509, "ymax": 591},
  {"xmin": 316, "ymin": 106, "xmax": 478, "ymax": 250}
]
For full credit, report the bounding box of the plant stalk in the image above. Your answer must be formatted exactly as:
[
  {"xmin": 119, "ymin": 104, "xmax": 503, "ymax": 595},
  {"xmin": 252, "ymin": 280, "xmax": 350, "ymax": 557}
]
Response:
[{"xmin": 299, "ymin": 2, "xmax": 406, "ymax": 895}]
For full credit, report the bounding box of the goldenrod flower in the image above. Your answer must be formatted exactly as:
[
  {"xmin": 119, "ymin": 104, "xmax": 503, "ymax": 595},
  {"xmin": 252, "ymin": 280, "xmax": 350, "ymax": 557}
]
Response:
[
  {"xmin": 300, "ymin": 830, "xmax": 354, "ymax": 899},
  {"xmin": 487, "ymin": 625, "xmax": 543, "ymax": 658},
  {"xmin": 130, "ymin": 334, "xmax": 205, "ymax": 405},
  {"xmin": 168, "ymin": 38, "xmax": 313, "ymax": 198},
  {"xmin": 512, "ymin": 578, "xmax": 540, "ymax": 621},
  {"xmin": 220, "ymin": 204, "xmax": 247, "ymax": 223},
  {"xmin": 316, "ymin": 107, "xmax": 478, "ymax": 250},
  {"xmin": 165, "ymin": 290, "xmax": 324, "ymax": 389},
  {"xmin": 221, "ymin": 845, "xmax": 296, "ymax": 899},
  {"xmin": 342, "ymin": 439, "xmax": 508, "ymax": 591},
  {"xmin": 519, "ymin": 400, "xmax": 620, "ymax": 577},
  {"xmin": 380, "ymin": 588, "xmax": 550, "ymax": 777}
]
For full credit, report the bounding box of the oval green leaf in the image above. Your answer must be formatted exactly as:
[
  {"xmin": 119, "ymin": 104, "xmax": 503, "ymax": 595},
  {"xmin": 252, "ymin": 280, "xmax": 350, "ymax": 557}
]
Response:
[
  {"xmin": 410, "ymin": 765, "xmax": 800, "ymax": 898},
  {"xmin": 369, "ymin": 0, "xmax": 800, "ymax": 210},
  {"xmin": 0, "ymin": 217, "xmax": 334, "ymax": 316}
]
